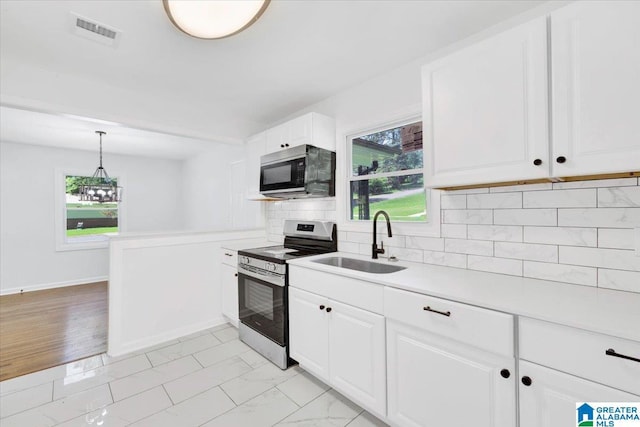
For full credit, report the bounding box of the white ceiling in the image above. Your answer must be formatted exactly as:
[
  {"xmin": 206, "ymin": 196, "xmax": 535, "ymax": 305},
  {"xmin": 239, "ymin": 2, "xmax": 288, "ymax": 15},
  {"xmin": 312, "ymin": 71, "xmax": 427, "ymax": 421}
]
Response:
[
  {"xmin": 0, "ymin": 105, "xmax": 217, "ymax": 159},
  {"xmin": 0, "ymin": 0, "xmax": 546, "ymax": 157}
]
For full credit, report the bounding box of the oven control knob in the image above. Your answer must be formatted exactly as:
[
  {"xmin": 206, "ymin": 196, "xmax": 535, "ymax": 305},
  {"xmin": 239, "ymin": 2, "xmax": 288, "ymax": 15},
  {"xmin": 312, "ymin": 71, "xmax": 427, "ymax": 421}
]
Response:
[
  {"xmin": 240, "ymin": 256, "xmax": 250, "ymax": 265},
  {"xmin": 266, "ymin": 263, "xmax": 277, "ymax": 272}
]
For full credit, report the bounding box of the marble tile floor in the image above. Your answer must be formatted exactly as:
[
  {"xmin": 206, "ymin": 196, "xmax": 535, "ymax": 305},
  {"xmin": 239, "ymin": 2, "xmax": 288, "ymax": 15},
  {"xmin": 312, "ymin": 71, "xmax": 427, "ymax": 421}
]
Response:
[{"xmin": 0, "ymin": 323, "xmax": 389, "ymax": 427}]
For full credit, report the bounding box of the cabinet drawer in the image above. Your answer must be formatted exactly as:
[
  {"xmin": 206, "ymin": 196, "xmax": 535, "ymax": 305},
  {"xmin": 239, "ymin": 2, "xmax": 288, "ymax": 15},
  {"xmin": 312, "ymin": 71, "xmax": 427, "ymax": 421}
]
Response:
[
  {"xmin": 384, "ymin": 287, "xmax": 513, "ymax": 357},
  {"xmin": 220, "ymin": 249, "xmax": 237, "ymax": 267},
  {"xmin": 519, "ymin": 317, "xmax": 640, "ymax": 395},
  {"xmin": 289, "ymin": 266, "xmax": 384, "ymax": 314}
]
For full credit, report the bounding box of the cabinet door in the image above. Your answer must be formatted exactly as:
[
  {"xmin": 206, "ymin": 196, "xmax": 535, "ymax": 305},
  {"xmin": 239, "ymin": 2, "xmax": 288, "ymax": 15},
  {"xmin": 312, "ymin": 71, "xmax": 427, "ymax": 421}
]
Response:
[
  {"xmin": 423, "ymin": 17, "xmax": 549, "ymax": 188},
  {"xmin": 220, "ymin": 263, "xmax": 239, "ymax": 327},
  {"xmin": 265, "ymin": 123, "xmax": 288, "ymax": 152},
  {"xmin": 551, "ymin": 1, "xmax": 640, "ymax": 177},
  {"xmin": 328, "ymin": 299, "xmax": 386, "ymax": 418},
  {"xmin": 519, "ymin": 360, "xmax": 639, "ymax": 427},
  {"xmin": 287, "ymin": 114, "xmax": 312, "ymax": 148},
  {"xmin": 387, "ymin": 320, "xmax": 516, "ymax": 427},
  {"xmin": 288, "ymin": 287, "xmax": 329, "ymax": 382}
]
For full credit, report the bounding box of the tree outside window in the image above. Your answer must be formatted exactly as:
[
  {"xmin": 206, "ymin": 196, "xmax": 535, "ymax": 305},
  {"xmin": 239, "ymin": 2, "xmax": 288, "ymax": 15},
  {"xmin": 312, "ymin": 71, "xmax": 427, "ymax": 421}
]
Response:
[
  {"xmin": 349, "ymin": 121, "xmax": 426, "ymax": 222},
  {"xmin": 65, "ymin": 175, "xmax": 118, "ymax": 240}
]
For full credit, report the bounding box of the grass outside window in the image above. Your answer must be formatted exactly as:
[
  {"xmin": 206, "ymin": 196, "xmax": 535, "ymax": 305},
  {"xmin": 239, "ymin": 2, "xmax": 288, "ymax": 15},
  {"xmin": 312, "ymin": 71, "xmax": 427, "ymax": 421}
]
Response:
[
  {"xmin": 65, "ymin": 175, "xmax": 118, "ymax": 240},
  {"xmin": 348, "ymin": 120, "xmax": 426, "ymax": 223}
]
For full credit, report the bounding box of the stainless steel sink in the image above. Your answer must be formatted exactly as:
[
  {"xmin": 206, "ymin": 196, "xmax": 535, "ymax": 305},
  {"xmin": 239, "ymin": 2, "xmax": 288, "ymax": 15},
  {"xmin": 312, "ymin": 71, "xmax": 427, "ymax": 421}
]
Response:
[{"xmin": 312, "ymin": 256, "xmax": 406, "ymax": 274}]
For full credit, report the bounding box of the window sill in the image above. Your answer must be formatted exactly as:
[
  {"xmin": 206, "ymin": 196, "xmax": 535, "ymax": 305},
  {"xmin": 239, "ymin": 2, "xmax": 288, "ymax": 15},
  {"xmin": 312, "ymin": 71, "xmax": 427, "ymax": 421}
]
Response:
[{"xmin": 56, "ymin": 234, "xmax": 117, "ymax": 252}]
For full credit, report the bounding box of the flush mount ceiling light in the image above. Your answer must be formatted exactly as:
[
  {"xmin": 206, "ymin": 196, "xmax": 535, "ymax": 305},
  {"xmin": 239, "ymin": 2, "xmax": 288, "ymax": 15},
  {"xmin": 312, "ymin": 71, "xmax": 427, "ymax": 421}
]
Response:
[
  {"xmin": 163, "ymin": 0, "xmax": 270, "ymax": 39},
  {"xmin": 79, "ymin": 131, "xmax": 123, "ymax": 203}
]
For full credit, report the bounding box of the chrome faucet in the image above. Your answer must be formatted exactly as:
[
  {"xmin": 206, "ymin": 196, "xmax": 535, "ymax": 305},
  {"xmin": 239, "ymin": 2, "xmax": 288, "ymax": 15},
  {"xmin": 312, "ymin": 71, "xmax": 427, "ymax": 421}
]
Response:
[{"xmin": 372, "ymin": 210, "xmax": 392, "ymax": 259}]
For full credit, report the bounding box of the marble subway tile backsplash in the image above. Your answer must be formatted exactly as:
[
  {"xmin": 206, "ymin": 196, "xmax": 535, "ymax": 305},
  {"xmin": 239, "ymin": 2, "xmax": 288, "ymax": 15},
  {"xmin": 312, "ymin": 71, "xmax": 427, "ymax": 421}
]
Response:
[{"xmin": 265, "ymin": 177, "xmax": 640, "ymax": 294}]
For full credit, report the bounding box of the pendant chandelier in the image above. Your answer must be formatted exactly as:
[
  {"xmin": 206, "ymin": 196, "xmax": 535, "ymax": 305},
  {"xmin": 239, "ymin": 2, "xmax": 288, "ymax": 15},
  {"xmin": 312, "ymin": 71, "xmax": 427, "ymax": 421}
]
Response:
[
  {"xmin": 79, "ymin": 131, "xmax": 123, "ymax": 203},
  {"xmin": 163, "ymin": 0, "xmax": 270, "ymax": 40}
]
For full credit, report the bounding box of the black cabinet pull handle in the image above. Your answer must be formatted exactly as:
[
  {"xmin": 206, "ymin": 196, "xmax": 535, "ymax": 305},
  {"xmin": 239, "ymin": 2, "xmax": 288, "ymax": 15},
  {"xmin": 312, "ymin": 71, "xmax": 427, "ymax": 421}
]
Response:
[
  {"xmin": 605, "ymin": 348, "xmax": 640, "ymax": 363},
  {"xmin": 234, "ymin": 273, "xmax": 238, "ymax": 277},
  {"xmin": 224, "ymin": 253, "xmax": 232, "ymax": 256},
  {"xmin": 319, "ymin": 305, "xmax": 325, "ymax": 310},
  {"xmin": 326, "ymin": 307, "xmax": 332, "ymax": 313},
  {"xmin": 280, "ymin": 144, "xmax": 285, "ymax": 148},
  {"xmin": 500, "ymin": 369, "xmax": 511, "ymax": 379},
  {"xmin": 285, "ymin": 143, "xmax": 290, "ymax": 147},
  {"xmin": 533, "ymin": 159, "xmax": 542, "ymax": 166},
  {"xmin": 423, "ymin": 306, "xmax": 451, "ymax": 317},
  {"xmin": 556, "ymin": 156, "xmax": 567, "ymax": 163},
  {"xmin": 521, "ymin": 376, "xmax": 532, "ymax": 386}
]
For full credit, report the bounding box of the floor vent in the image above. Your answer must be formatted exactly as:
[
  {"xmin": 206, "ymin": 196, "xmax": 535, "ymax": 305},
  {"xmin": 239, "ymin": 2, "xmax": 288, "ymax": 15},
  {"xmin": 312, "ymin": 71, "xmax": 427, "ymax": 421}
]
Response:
[{"xmin": 70, "ymin": 13, "xmax": 121, "ymax": 47}]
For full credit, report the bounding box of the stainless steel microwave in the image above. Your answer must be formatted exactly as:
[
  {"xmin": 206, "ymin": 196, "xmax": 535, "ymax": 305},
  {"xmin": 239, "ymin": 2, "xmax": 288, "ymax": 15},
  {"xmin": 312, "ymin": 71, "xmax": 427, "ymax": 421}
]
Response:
[{"xmin": 260, "ymin": 144, "xmax": 336, "ymax": 199}]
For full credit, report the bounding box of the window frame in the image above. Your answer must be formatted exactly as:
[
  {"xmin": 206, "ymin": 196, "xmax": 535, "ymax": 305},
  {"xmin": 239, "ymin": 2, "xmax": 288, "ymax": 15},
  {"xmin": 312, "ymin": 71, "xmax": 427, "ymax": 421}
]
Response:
[
  {"xmin": 55, "ymin": 168, "xmax": 125, "ymax": 251},
  {"xmin": 337, "ymin": 111, "xmax": 441, "ymax": 238}
]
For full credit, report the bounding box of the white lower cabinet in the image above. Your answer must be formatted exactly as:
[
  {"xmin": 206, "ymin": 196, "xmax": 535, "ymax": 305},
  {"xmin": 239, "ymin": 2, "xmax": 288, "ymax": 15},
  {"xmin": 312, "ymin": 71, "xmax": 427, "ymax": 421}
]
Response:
[
  {"xmin": 385, "ymin": 287, "xmax": 516, "ymax": 427},
  {"xmin": 288, "ymin": 267, "xmax": 639, "ymax": 427},
  {"xmin": 519, "ymin": 360, "xmax": 638, "ymax": 427},
  {"xmin": 220, "ymin": 264, "xmax": 239, "ymax": 327},
  {"xmin": 519, "ymin": 317, "xmax": 640, "ymax": 427},
  {"xmin": 220, "ymin": 249, "xmax": 239, "ymax": 327},
  {"xmin": 386, "ymin": 320, "xmax": 516, "ymax": 427},
  {"xmin": 328, "ymin": 299, "xmax": 386, "ymax": 415},
  {"xmin": 288, "ymin": 286, "xmax": 329, "ymax": 380},
  {"xmin": 288, "ymin": 286, "xmax": 386, "ymax": 417}
]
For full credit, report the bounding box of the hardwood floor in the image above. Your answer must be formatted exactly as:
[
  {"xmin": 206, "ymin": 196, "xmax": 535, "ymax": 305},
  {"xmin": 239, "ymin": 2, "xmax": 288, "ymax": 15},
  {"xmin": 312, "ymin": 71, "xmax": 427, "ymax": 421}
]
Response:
[{"xmin": 0, "ymin": 282, "xmax": 108, "ymax": 382}]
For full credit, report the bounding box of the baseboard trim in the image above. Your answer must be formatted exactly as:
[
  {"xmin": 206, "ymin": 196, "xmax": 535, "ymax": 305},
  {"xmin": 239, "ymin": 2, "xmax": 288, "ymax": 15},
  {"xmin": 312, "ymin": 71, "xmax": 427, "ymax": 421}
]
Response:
[
  {"xmin": 0, "ymin": 276, "xmax": 109, "ymax": 296},
  {"xmin": 107, "ymin": 317, "xmax": 228, "ymax": 357}
]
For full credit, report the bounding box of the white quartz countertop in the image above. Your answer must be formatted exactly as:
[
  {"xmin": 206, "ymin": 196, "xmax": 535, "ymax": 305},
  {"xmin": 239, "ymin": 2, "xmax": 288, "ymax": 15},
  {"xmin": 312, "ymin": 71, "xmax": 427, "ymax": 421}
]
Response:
[{"xmin": 288, "ymin": 252, "xmax": 640, "ymax": 343}]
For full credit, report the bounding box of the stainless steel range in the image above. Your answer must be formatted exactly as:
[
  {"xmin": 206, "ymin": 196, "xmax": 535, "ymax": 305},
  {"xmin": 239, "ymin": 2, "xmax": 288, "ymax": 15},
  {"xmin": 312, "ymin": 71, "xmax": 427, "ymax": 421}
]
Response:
[{"xmin": 237, "ymin": 220, "xmax": 337, "ymax": 369}]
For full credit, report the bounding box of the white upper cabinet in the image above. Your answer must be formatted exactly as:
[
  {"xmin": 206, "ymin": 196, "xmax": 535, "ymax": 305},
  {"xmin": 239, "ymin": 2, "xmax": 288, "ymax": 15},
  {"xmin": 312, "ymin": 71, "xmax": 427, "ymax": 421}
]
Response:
[
  {"xmin": 551, "ymin": 1, "xmax": 640, "ymax": 177},
  {"xmin": 423, "ymin": 17, "xmax": 549, "ymax": 188},
  {"xmin": 265, "ymin": 123, "xmax": 289, "ymax": 152},
  {"xmin": 423, "ymin": 1, "xmax": 640, "ymax": 189},
  {"xmin": 265, "ymin": 112, "xmax": 336, "ymax": 153}
]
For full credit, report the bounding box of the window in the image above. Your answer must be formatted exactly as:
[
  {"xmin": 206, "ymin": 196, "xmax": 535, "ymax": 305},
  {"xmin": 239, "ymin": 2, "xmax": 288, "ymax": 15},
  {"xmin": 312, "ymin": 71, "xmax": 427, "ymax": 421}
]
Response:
[
  {"xmin": 65, "ymin": 175, "xmax": 118, "ymax": 241},
  {"xmin": 56, "ymin": 170, "xmax": 121, "ymax": 251},
  {"xmin": 348, "ymin": 120, "xmax": 426, "ymax": 222}
]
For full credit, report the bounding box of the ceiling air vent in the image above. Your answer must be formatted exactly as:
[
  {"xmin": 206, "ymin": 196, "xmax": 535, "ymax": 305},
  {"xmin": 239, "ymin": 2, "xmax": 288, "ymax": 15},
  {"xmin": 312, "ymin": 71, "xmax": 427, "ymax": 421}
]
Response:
[{"xmin": 70, "ymin": 13, "xmax": 121, "ymax": 47}]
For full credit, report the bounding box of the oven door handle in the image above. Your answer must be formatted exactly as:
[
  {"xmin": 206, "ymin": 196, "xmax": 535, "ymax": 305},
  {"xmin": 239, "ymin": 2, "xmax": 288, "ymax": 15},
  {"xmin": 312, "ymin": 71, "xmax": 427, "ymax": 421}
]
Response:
[{"xmin": 237, "ymin": 267, "xmax": 285, "ymax": 287}]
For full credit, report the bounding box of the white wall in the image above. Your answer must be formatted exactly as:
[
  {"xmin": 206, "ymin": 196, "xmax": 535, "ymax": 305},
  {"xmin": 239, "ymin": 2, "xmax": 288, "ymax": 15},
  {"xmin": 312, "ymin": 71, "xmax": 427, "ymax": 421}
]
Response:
[
  {"xmin": 181, "ymin": 144, "xmax": 247, "ymax": 231},
  {"xmin": 0, "ymin": 141, "xmax": 184, "ymax": 294},
  {"xmin": 108, "ymin": 229, "xmax": 265, "ymax": 356}
]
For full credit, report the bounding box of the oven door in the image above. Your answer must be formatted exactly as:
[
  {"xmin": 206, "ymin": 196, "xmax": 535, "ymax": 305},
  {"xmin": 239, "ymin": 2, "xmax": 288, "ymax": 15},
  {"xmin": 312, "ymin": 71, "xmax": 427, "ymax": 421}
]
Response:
[
  {"xmin": 237, "ymin": 273, "xmax": 286, "ymax": 346},
  {"xmin": 260, "ymin": 157, "xmax": 306, "ymax": 195}
]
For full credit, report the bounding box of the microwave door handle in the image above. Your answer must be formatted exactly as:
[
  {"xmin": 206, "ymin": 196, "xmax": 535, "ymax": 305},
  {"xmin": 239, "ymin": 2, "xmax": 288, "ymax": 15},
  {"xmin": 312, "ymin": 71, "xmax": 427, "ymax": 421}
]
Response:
[
  {"xmin": 261, "ymin": 187, "xmax": 306, "ymax": 194},
  {"xmin": 261, "ymin": 149, "xmax": 306, "ymax": 165}
]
